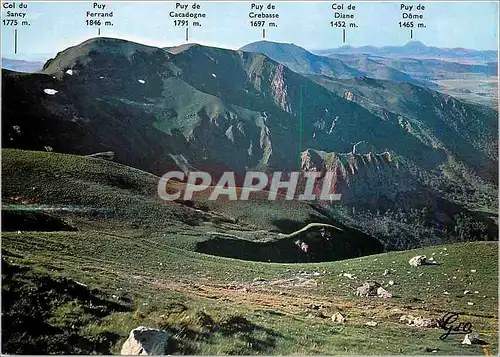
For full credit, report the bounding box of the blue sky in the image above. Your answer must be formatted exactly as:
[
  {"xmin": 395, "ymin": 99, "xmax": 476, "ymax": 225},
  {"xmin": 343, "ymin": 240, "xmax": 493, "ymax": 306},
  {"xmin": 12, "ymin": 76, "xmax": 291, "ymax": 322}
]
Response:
[{"xmin": 1, "ymin": 1, "xmax": 499, "ymax": 60}]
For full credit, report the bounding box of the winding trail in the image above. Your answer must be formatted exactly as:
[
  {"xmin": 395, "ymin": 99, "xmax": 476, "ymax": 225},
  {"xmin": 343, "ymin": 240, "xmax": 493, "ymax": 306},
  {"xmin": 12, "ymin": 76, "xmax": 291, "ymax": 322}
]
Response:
[{"xmin": 207, "ymin": 222, "xmax": 343, "ymax": 240}]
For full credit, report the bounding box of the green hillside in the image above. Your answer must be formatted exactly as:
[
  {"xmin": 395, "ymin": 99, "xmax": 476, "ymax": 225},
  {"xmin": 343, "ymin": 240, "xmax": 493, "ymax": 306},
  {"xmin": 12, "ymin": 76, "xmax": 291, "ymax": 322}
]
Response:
[{"xmin": 2, "ymin": 149, "xmax": 498, "ymax": 355}]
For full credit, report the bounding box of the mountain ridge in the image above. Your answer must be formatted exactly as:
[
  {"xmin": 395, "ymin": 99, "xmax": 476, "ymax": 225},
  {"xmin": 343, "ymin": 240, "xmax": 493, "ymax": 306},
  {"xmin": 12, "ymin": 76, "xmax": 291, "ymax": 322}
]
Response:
[
  {"xmin": 2, "ymin": 36, "xmax": 498, "ymax": 249},
  {"xmin": 239, "ymin": 40, "xmax": 363, "ymax": 79}
]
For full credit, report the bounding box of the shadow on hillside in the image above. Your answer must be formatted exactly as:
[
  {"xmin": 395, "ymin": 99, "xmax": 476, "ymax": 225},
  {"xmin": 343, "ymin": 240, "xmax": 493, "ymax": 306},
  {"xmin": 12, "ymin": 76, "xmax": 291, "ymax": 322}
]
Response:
[
  {"xmin": 2, "ymin": 210, "xmax": 78, "ymax": 232},
  {"xmin": 1, "ymin": 256, "xmax": 132, "ymax": 354},
  {"xmin": 160, "ymin": 312, "xmax": 283, "ymax": 355},
  {"xmin": 195, "ymin": 213, "xmax": 383, "ymax": 263}
]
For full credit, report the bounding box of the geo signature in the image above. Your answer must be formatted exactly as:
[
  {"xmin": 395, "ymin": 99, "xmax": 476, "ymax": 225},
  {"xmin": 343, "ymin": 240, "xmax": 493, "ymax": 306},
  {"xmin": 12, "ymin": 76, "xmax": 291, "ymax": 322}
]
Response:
[{"xmin": 437, "ymin": 312, "xmax": 473, "ymax": 340}]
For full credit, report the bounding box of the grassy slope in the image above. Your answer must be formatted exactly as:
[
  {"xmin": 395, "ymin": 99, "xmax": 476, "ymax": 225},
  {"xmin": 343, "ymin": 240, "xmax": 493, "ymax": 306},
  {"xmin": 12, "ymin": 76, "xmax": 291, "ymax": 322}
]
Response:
[{"xmin": 1, "ymin": 149, "xmax": 498, "ymax": 355}]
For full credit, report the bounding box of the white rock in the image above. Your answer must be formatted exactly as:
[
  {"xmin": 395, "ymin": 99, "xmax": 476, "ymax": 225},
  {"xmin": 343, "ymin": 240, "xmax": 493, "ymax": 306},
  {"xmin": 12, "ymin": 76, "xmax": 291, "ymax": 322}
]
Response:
[
  {"xmin": 388, "ymin": 280, "xmax": 394, "ymax": 285},
  {"xmin": 331, "ymin": 312, "xmax": 346, "ymax": 323},
  {"xmin": 409, "ymin": 255, "xmax": 426, "ymax": 267},
  {"xmin": 474, "ymin": 291, "xmax": 479, "ymax": 294},
  {"xmin": 343, "ymin": 273, "xmax": 355, "ymax": 279},
  {"xmin": 470, "ymin": 269, "xmax": 477, "ymax": 273},
  {"xmin": 138, "ymin": 79, "xmax": 146, "ymax": 84},
  {"xmin": 464, "ymin": 290, "xmax": 470, "ymax": 295},
  {"xmin": 365, "ymin": 321, "xmax": 378, "ymax": 326},
  {"xmin": 462, "ymin": 332, "xmax": 480, "ymax": 345},
  {"xmin": 377, "ymin": 286, "xmax": 393, "ymax": 298},
  {"xmin": 443, "ymin": 291, "xmax": 450, "ymax": 295},
  {"xmin": 44, "ymin": 89, "xmax": 58, "ymax": 95},
  {"xmin": 65, "ymin": 69, "xmax": 73, "ymax": 75},
  {"xmin": 120, "ymin": 326, "xmax": 169, "ymax": 355},
  {"xmin": 400, "ymin": 315, "xmax": 438, "ymax": 328},
  {"xmin": 467, "ymin": 302, "xmax": 474, "ymax": 306},
  {"xmin": 382, "ymin": 269, "xmax": 389, "ymax": 276},
  {"xmin": 211, "ymin": 73, "xmax": 217, "ymax": 78}
]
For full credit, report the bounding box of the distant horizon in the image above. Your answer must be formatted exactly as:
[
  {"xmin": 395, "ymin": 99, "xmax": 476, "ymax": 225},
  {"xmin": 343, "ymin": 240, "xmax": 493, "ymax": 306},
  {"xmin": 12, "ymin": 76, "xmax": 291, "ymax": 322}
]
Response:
[
  {"xmin": 1, "ymin": 2, "xmax": 498, "ymax": 59},
  {"xmin": 2, "ymin": 36, "xmax": 498, "ymax": 63}
]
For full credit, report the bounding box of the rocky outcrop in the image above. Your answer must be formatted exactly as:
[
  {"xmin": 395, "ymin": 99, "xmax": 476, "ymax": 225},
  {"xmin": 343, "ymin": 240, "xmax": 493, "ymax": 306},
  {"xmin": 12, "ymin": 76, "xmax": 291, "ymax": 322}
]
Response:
[
  {"xmin": 271, "ymin": 64, "xmax": 291, "ymax": 113},
  {"xmin": 299, "ymin": 149, "xmax": 410, "ymax": 203},
  {"xmin": 120, "ymin": 326, "xmax": 169, "ymax": 355}
]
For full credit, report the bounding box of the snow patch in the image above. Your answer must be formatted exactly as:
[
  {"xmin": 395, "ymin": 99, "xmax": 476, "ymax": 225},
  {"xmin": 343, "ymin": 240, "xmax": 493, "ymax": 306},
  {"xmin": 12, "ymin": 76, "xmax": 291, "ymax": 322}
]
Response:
[
  {"xmin": 44, "ymin": 89, "xmax": 58, "ymax": 95},
  {"xmin": 138, "ymin": 79, "xmax": 146, "ymax": 84},
  {"xmin": 211, "ymin": 73, "xmax": 217, "ymax": 78}
]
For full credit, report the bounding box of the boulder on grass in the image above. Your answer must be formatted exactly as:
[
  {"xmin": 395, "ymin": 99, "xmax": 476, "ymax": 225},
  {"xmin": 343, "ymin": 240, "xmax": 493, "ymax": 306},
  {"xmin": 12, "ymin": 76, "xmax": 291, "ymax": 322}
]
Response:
[
  {"xmin": 331, "ymin": 312, "xmax": 346, "ymax": 323},
  {"xmin": 409, "ymin": 255, "xmax": 426, "ymax": 267},
  {"xmin": 121, "ymin": 326, "xmax": 169, "ymax": 355},
  {"xmin": 376, "ymin": 286, "xmax": 393, "ymax": 299},
  {"xmin": 356, "ymin": 282, "xmax": 381, "ymax": 297}
]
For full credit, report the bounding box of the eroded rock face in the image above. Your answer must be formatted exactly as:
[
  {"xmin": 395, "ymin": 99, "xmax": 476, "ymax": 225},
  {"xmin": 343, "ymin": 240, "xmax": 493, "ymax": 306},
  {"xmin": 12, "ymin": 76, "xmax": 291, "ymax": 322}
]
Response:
[
  {"xmin": 271, "ymin": 64, "xmax": 291, "ymax": 113},
  {"xmin": 121, "ymin": 326, "xmax": 169, "ymax": 356},
  {"xmin": 299, "ymin": 149, "xmax": 407, "ymax": 205}
]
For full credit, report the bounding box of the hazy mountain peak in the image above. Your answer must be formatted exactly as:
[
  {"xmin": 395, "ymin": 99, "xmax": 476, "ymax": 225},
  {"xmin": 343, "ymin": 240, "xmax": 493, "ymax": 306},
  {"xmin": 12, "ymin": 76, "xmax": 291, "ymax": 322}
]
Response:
[
  {"xmin": 404, "ymin": 41, "xmax": 427, "ymax": 48},
  {"xmin": 240, "ymin": 40, "xmax": 362, "ymax": 79},
  {"xmin": 240, "ymin": 40, "xmax": 308, "ymax": 55}
]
